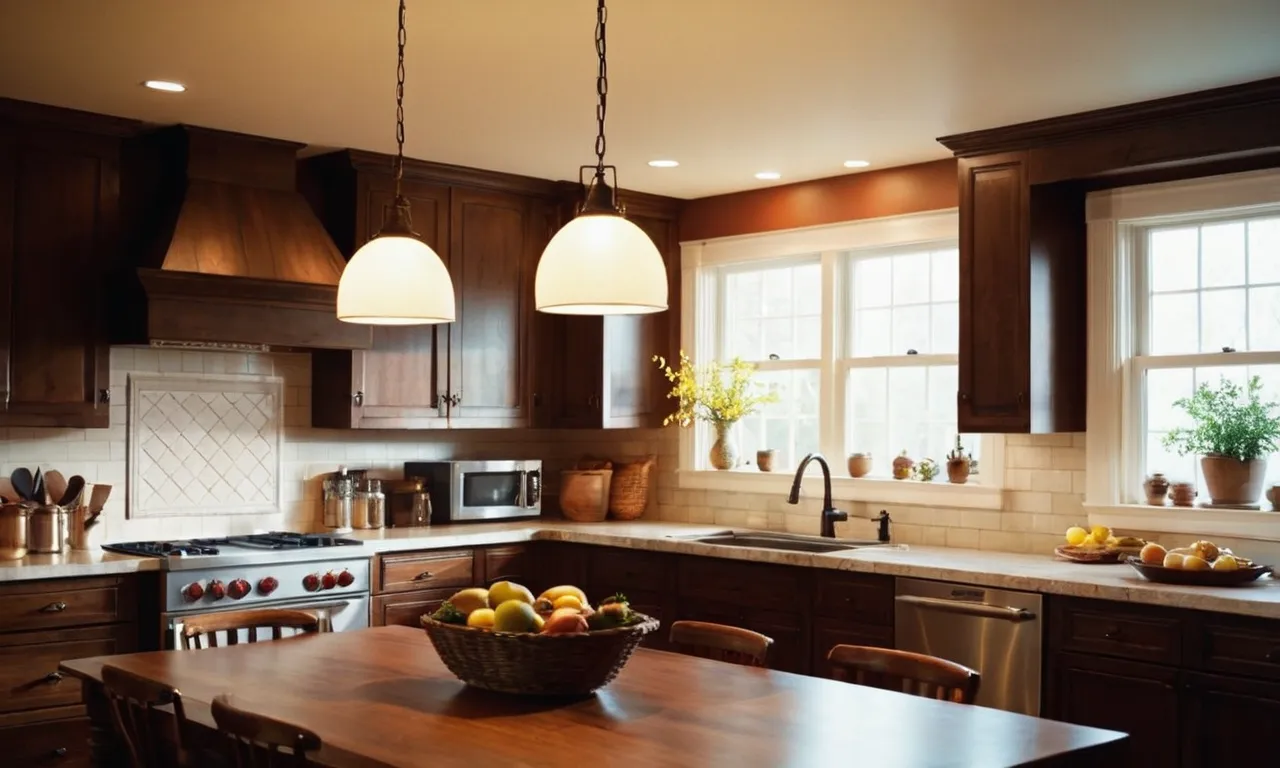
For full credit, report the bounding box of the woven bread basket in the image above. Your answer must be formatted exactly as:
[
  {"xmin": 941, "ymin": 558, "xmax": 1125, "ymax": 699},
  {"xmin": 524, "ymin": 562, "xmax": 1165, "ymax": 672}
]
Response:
[
  {"xmin": 559, "ymin": 469, "xmax": 612, "ymax": 522},
  {"xmin": 420, "ymin": 612, "xmax": 660, "ymax": 695},
  {"xmin": 606, "ymin": 455, "xmax": 655, "ymax": 520}
]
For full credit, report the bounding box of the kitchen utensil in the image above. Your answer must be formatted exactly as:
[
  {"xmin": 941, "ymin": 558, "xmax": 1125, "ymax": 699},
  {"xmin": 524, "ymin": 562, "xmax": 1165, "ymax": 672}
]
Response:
[
  {"xmin": 67, "ymin": 507, "xmax": 93, "ymax": 550},
  {"xmin": 10, "ymin": 468, "xmax": 34, "ymax": 503},
  {"xmin": 32, "ymin": 468, "xmax": 44, "ymax": 504},
  {"xmin": 0, "ymin": 503, "xmax": 29, "ymax": 559},
  {"xmin": 44, "ymin": 470, "xmax": 68, "ymax": 509},
  {"xmin": 0, "ymin": 477, "xmax": 16, "ymax": 503},
  {"xmin": 27, "ymin": 504, "xmax": 67, "ymax": 554},
  {"xmin": 59, "ymin": 475, "xmax": 85, "ymax": 508},
  {"xmin": 84, "ymin": 511, "xmax": 101, "ymax": 530},
  {"xmin": 1126, "ymin": 557, "xmax": 1272, "ymax": 586},
  {"xmin": 87, "ymin": 483, "xmax": 113, "ymax": 514}
]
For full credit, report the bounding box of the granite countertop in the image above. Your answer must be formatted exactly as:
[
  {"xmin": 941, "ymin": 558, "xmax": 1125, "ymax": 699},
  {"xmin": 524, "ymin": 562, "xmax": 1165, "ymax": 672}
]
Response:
[{"xmin": 4, "ymin": 521, "xmax": 1278, "ymax": 620}]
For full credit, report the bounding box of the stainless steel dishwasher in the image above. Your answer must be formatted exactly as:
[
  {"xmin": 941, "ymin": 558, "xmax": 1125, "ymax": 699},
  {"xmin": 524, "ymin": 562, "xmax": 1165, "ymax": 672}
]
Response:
[{"xmin": 894, "ymin": 577, "xmax": 1042, "ymax": 715}]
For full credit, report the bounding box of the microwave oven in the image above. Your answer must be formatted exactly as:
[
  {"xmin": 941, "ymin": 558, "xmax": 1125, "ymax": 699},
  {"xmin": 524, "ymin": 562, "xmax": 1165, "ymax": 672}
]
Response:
[{"xmin": 404, "ymin": 460, "xmax": 541, "ymax": 524}]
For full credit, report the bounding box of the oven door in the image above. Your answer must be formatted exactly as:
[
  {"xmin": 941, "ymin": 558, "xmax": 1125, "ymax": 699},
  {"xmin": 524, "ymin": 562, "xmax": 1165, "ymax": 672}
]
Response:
[
  {"xmin": 454, "ymin": 461, "xmax": 541, "ymax": 521},
  {"xmin": 162, "ymin": 595, "xmax": 371, "ymax": 650}
]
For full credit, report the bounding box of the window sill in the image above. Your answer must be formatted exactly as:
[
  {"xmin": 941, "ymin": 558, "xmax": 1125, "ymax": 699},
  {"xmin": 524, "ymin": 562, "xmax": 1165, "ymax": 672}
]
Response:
[
  {"xmin": 1086, "ymin": 503, "xmax": 1280, "ymax": 542},
  {"xmin": 677, "ymin": 469, "xmax": 1004, "ymax": 510}
]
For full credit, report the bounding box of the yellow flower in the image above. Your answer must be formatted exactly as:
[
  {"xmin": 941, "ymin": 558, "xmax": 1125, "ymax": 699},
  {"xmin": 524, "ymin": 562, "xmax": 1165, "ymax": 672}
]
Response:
[{"xmin": 652, "ymin": 352, "xmax": 778, "ymax": 428}]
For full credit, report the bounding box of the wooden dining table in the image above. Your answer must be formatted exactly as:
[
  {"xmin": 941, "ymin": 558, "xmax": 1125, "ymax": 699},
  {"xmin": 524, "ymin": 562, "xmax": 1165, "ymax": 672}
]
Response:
[{"xmin": 61, "ymin": 625, "xmax": 1125, "ymax": 767}]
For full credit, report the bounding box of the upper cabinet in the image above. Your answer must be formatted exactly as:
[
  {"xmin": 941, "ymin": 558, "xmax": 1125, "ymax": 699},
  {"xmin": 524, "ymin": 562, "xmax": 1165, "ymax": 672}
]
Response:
[{"xmin": 0, "ymin": 102, "xmax": 133, "ymax": 428}]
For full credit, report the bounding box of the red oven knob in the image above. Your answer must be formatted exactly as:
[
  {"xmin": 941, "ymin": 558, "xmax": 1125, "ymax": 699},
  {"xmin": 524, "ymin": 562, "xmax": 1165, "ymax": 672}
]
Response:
[
  {"xmin": 302, "ymin": 574, "xmax": 320, "ymax": 592},
  {"xmin": 208, "ymin": 580, "xmax": 226, "ymax": 600},
  {"xmin": 336, "ymin": 570, "xmax": 354, "ymax": 588},
  {"xmin": 182, "ymin": 582, "xmax": 204, "ymax": 602},
  {"xmin": 227, "ymin": 579, "xmax": 251, "ymax": 600},
  {"xmin": 321, "ymin": 572, "xmax": 337, "ymax": 590},
  {"xmin": 257, "ymin": 576, "xmax": 279, "ymax": 596}
]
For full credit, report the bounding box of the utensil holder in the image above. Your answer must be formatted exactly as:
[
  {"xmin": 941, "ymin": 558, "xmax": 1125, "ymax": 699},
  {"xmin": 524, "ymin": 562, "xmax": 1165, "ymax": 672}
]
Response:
[
  {"xmin": 67, "ymin": 506, "xmax": 92, "ymax": 551},
  {"xmin": 28, "ymin": 504, "xmax": 67, "ymax": 554}
]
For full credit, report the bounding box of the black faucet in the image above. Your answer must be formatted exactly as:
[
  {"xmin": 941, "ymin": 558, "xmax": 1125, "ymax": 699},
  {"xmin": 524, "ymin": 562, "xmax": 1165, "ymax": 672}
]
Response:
[{"xmin": 788, "ymin": 453, "xmax": 847, "ymax": 538}]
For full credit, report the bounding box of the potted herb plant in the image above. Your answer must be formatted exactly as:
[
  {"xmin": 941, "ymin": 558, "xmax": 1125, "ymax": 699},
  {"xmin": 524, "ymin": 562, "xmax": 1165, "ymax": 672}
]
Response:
[
  {"xmin": 653, "ymin": 352, "xmax": 778, "ymax": 471},
  {"xmin": 1163, "ymin": 376, "xmax": 1280, "ymax": 506},
  {"xmin": 946, "ymin": 436, "xmax": 970, "ymax": 484}
]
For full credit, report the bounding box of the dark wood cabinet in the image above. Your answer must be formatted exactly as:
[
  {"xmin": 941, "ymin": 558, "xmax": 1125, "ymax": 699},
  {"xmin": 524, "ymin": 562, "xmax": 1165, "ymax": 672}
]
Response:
[
  {"xmin": 479, "ymin": 545, "xmax": 529, "ymax": 586},
  {"xmin": 1183, "ymin": 672, "xmax": 1280, "ymax": 765},
  {"xmin": 677, "ymin": 599, "xmax": 809, "ymax": 675},
  {"xmin": 0, "ymin": 114, "xmax": 124, "ymax": 428},
  {"xmin": 811, "ymin": 618, "xmax": 893, "ymax": 679},
  {"xmin": 1045, "ymin": 651, "xmax": 1166, "ymax": 764}
]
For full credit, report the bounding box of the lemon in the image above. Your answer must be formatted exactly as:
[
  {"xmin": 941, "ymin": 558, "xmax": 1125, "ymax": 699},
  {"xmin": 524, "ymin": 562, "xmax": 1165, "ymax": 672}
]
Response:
[
  {"xmin": 1182, "ymin": 555, "xmax": 1210, "ymax": 571},
  {"xmin": 1163, "ymin": 552, "xmax": 1185, "ymax": 569},
  {"xmin": 488, "ymin": 581, "xmax": 534, "ymax": 607},
  {"xmin": 538, "ymin": 585, "xmax": 589, "ymax": 604},
  {"xmin": 533, "ymin": 614, "xmax": 545, "ymax": 632},
  {"xmin": 466, "ymin": 608, "xmax": 495, "ymax": 629},
  {"xmin": 448, "ymin": 588, "xmax": 490, "ymax": 616},
  {"xmin": 1091, "ymin": 525, "xmax": 1111, "ymax": 542},
  {"xmin": 1065, "ymin": 527, "xmax": 1089, "ymax": 546},
  {"xmin": 493, "ymin": 600, "xmax": 538, "ymax": 632},
  {"xmin": 1212, "ymin": 554, "xmax": 1240, "ymax": 571},
  {"xmin": 552, "ymin": 595, "xmax": 584, "ymax": 612}
]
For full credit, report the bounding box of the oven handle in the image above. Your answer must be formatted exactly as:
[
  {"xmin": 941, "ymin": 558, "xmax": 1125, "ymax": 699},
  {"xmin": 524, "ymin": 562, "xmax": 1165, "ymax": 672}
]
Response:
[{"xmin": 894, "ymin": 594, "xmax": 1036, "ymax": 623}]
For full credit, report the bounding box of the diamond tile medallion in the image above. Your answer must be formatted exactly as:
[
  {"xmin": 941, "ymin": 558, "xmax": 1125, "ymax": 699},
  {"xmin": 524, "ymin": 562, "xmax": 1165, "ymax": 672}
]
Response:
[{"xmin": 128, "ymin": 373, "xmax": 284, "ymax": 518}]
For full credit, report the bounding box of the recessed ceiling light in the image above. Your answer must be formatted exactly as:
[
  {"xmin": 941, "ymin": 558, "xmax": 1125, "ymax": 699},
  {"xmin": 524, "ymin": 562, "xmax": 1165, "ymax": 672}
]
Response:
[
  {"xmin": 843, "ymin": 160, "xmax": 870, "ymax": 168},
  {"xmin": 143, "ymin": 80, "xmax": 186, "ymax": 93},
  {"xmin": 648, "ymin": 159, "xmax": 679, "ymax": 168},
  {"xmin": 754, "ymin": 171, "xmax": 781, "ymax": 180}
]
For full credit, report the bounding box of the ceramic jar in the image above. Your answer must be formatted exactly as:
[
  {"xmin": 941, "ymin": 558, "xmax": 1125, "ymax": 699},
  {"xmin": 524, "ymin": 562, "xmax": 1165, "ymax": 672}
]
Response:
[
  {"xmin": 847, "ymin": 453, "xmax": 872, "ymax": 478},
  {"xmin": 1267, "ymin": 484, "xmax": 1280, "ymax": 511},
  {"xmin": 1170, "ymin": 482, "xmax": 1197, "ymax": 508},
  {"xmin": 1143, "ymin": 473, "xmax": 1170, "ymax": 506},
  {"xmin": 946, "ymin": 457, "xmax": 970, "ymax": 484},
  {"xmin": 892, "ymin": 453, "xmax": 914, "ymax": 481},
  {"xmin": 756, "ymin": 449, "xmax": 776, "ymax": 472}
]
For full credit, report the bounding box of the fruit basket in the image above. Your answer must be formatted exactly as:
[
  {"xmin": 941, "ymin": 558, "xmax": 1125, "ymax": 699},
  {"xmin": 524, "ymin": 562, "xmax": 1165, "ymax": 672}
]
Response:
[
  {"xmin": 421, "ymin": 611, "xmax": 659, "ymax": 695},
  {"xmin": 1126, "ymin": 558, "xmax": 1272, "ymax": 586}
]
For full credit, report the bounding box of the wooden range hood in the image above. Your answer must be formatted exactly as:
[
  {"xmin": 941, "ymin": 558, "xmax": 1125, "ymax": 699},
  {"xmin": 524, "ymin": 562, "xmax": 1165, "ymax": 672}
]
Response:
[{"xmin": 115, "ymin": 125, "xmax": 370, "ymax": 350}]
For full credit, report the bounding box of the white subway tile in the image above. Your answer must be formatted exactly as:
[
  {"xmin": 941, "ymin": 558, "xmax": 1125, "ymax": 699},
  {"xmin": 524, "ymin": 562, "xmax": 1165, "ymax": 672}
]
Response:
[
  {"xmin": 713, "ymin": 508, "xmax": 747, "ymax": 528},
  {"xmin": 979, "ymin": 530, "xmax": 1029, "ymax": 553},
  {"xmin": 945, "ymin": 528, "xmax": 981, "ymax": 549},
  {"xmin": 181, "ymin": 352, "xmax": 203, "ymax": 373},
  {"xmin": 1026, "ymin": 434, "xmax": 1075, "ymax": 448},
  {"xmin": 133, "ymin": 348, "xmax": 159, "ymax": 372},
  {"xmin": 922, "ymin": 527, "xmax": 949, "ymax": 547},
  {"xmin": 1005, "ymin": 469, "xmax": 1033, "ymax": 491},
  {"xmin": 158, "ymin": 350, "xmax": 183, "ymax": 372},
  {"xmin": 1007, "ymin": 446, "xmax": 1053, "ymax": 469},
  {"xmin": 1072, "ymin": 471, "xmax": 1088, "ymax": 495},
  {"xmin": 1029, "ymin": 469, "xmax": 1074, "ymax": 493},
  {"xmin": 959, "ymin": 509, "xmax": 1002, "ymax": 530},
  {"xmin": 1051, "ymin": 492, "xmax": 1085, "ymax": 518},
  {"xmin": 1051, "ymin": 447, "xmax": 1086, "ymax": 470},
  {"xmin": 1001, "ymin": 512, "xmax": 1036, "ymax": 532},
  {"xmin": 1004, "ymin": 490, "xmax": 1052, "ymax": 514}
]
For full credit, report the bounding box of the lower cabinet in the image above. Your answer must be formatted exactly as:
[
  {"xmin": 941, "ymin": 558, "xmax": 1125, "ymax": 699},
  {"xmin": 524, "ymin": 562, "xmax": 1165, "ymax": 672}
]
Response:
[
  {"xmin": 678, "ymin": 599, "xmax": 809, "ymax": 674},
  {"xmin": 0, "ymin": 710, "xmax": 91, "ymax": 768},
  {"xmin": 811, "ymin": 618, "xmax": 893, "ymax": 679},
  {"xmin": 373, "ymin": 589, "xmax": 456, "ymax": 629},
  {"xmin": 1045, "ymin": 651, "xmax": 1175, "ymax": 765},
  {"xmin": 1183, "ymin": 672, "xmax": 1280, "ymax": 764},
  {"xmin": 371, "ymin": 544, "xmax": 530, "ymax": 627}
]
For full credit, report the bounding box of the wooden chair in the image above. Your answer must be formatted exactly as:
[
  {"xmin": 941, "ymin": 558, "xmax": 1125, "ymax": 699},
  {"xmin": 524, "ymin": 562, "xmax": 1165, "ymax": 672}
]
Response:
[
  {"xmin": 826, "ymin": 645, "xmax": 981, "ymax": 704},
  {"xmin": 669, "ymin": 620, "xmax": 773, "ymax": 667},
  {"xmin": 102, "ymin": 664, "xmax": 187, "ymax": 768},
  {"xmin": 181, "ymin": 609, "xmax": 321, "ymax": 650},
  {"xmin": 211, "ymin": 695, "xmax": 322, "ymax": 767}
]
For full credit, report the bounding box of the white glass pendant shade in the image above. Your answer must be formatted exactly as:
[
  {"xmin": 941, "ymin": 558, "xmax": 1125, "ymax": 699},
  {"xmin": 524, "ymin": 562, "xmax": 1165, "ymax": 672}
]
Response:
[
  {"xmin": 535, "ymin": 213, "xmax": 668, "ymax": 315},
  {"xmin": 337, "ymin": 234, "xmax": 455, "ymax": 324}
]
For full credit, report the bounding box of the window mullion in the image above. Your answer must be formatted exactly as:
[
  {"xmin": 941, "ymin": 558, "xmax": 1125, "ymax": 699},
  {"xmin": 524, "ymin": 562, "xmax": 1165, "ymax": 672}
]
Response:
[{"xmin": 819, "ymin": 250, "xmax": 841, "ymax": 462}]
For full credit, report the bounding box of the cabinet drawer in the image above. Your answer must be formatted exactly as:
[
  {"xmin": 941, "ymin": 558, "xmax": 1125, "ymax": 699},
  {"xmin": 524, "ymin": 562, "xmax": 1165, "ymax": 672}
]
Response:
[
  {"xmin": 0, "ymin": 713, "xmax": 90, "ymax": 768},
  {"xmin": 373, "ymin": 589, "xmax": 455, "ymax": 628},
  {"xmin": 1051, "ymin": 599, "xmax": 1182, "ymax": 664},
  {"xmin": 813, "ymin": 572, "xmax": 893, "ymax": 625},
  {"xmin": 1196, "ymin": 617, "xmax": 1280, "ymax": 681},
  {"xmin": 590, "ymin": 548, "xmax": 675, "ymax": 593},
  {"xmin": 0, "ymin": 626, "xmax": 135, "ymax": 714},
  {"xmin": 677, "ymin": 558, "xmax": 808, "ymax": 612},
  {"xmin": 481, "ymin": 546, "xmax": 529, "ymax": 586},
  {"xmin": 376, "ymin": 549, "xmax": 474, "ymax": 594},
  {"xmin": 0, "ymin": 577, "xmax": 137, "ymax": 632}
]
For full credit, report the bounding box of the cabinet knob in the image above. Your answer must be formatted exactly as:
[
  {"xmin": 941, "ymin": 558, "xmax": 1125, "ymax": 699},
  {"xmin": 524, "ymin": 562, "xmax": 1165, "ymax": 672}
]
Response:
[
  {"xmin": 1265, "ymin": 649, "xmax": 1280, "ymax": 663},
  {"xmin": 413, "ymin": 571, "xmax": 434, "ymax": 581},
  {"xmin": 51, "ymin": 747, "xmax": 68, "ymax": 758},
  {"xmin": 532, "ymin": 392, "xmax": 541, "ymax": 407},
  {"xmin": 1103, "ymin": 626, "xmax": 1123, "ymax": 641},
  {"xmin": 43, "ymin": 671, "xmax": 64, "ymax": 684},
  {"xmin": 1016, "ymin": 391, "xmax": 1027, "ymax": 406},
  {"xmin": 353, "ymin": 391, "xmax": 364, "ymax": 407},
  {"xmin": 98, "ymin": 389, "xmax": 111, "ymax": 404},
  {"xmin": 958, "ymin": 392, "xmax": 970, "ymax": 403},
  {"xmin": 40, "ymin": 601, "xmax": 68, "ymax": 613}
]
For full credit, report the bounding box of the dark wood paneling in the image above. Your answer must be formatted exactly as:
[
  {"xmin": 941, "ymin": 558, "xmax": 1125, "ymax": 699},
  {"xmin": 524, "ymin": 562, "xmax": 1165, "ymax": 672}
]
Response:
[
  {"xmin": 375, "ymin": 550, "xmax": 475, "ymax": 595},
  {"xmin": 1182, "ymin": 672, "xmax": 1280, "ymax": 766},
  {"xmin": 0, "ymin": 712, "xmax": 91, "ymax": 768},
  {"xmin": 1045, "ymin": 651, "xmax": 1169, "ymax": 765},
  {"xmin": 0, "ymin": 576, "xmax": 138, "ymax": 633},
  {"xmin": 813, "ymin": 572, "xmax": 894, "ymax": 626},
  {"xmin": 1027, "ymin": 182, "xmax": 1086, "ymax": 433},
  {"xmin": 372, "ymin": 589, "xmax": 455, "ymax": 629},
  {"xmin": 1049, "ymin": 598, "xmax": 1183, "ymax": 665},
  {"xmin": 479, "ymin": 545, "xmax": 530, "ymax": 586},
  {"xmin": 812, "ymin": 618, "xmax": 894, "ymax": 679}
]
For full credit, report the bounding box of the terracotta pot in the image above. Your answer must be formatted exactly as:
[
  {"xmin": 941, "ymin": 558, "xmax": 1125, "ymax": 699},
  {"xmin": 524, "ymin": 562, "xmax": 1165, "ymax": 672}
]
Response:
[
  {"xmin": 1200, "ymin": 455, "xmax": 1267, "ymax": 506},
  {"xmin": 756, "ymin": 449, "xmax": 775, "ymax": 472},
  {"xmin": 891, "ymin": 455, "xmax": 914, "ymax": 480},
  {"xmin": 1170, "ymin": 482, "xmax": 1197, "ymax": 507},
  {"xmin": 946, "ymin": 458, "xmax": 970, "ymax": 484},
  {"xmin": 1143, "ymin": 473, "xmax": 1170, "ymax": 506},
  {"xmin": 709, "ymin": 423, "xmax": 738, "ymax": 471},
  {"xmin": 847, "ymin": 453, "xmax": 872, "ymax": 478},
  {"xmin": 1267, "ymin": 484, "xmax": 1280, "ymax": 512}
]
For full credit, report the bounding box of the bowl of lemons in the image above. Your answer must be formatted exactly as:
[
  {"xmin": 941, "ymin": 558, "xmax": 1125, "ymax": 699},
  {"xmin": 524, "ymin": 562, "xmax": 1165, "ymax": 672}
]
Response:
[
  {"xmin": 419, "ymin": 581, "xmax": 659, "ymax": 695},
  {"xmin": 1055, "ymin": 525, "xmax": 1146, "ymax": 563},
  {"xmin": 1127, "ymin": 540, "xmax": 1272, "ymax": 586}
]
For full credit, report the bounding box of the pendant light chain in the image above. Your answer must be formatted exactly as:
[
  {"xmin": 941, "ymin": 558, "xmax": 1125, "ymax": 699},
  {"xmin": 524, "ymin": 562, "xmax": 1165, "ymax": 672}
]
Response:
[
  {"xmin": 593, "ymin": 0, "xmax": 608, "ymax": 177},
  {"xmin": 394, "ymin": 0, "xmax": 408, "ymax": 199}
]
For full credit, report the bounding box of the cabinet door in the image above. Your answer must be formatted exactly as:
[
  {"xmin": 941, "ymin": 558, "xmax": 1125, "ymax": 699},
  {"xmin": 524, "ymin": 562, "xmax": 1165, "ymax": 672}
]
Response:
[
  {"xmin": 446, "ymin": 187, "xmax": 533, "ymax": 426},
  {"xmin": 1045, "ymin": 651, "xmax": 1174, "ymax": 765},
  {"xmin": 311, "ymin": 177, "xmax": 450, "ymax": 428},
  {"xmin": 1183, "ymin": 672, "xmax": 1280, "ymax": 765},
  {"xmin": 0, "ymin": 130, "xmax": 113, "ymax": 427},
  {"xmin": 372, "ymin": 588, "xmax": 455, "ymax": 628},
  {"xmin": 957, "ymin": 154, "xmax": 1030, "ymax": 433},
  {"xmin": 528, "ymin": 542, "xmax": 590, "ymax": 597},
  {"xmin": 479, "ymin": 545, "xmax": 529, "ymax": 586},
  {"xmin": 811, "ymin": 618, "xmax": 893, "ymax": 679},
  {"xmin": 542, "ymin": 315, "xmax": 605, "ymax": 428}
]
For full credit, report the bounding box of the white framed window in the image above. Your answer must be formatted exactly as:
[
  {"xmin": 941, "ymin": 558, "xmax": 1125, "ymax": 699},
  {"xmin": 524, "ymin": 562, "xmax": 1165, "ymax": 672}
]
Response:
[
  {"xmin": 1085, "ymin": 168, "xmax": 1280, "ymax": 539},
  {"xmin": 677, "ymin": 210, "xmax": 1003, "ymax": 509}
]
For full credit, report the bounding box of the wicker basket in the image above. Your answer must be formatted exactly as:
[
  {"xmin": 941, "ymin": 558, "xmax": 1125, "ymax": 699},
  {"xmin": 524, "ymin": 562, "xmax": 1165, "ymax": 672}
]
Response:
[
  {"xmin": 420, "ymin": 613, "xmax": 660, "ymax": 695},
  {"xmin": 608, "ymin": 455, "xmax": 655, "ymax": 520},
  {"xmin": 559, "ymin": 469, "xmax": 612, "ymax": 522}
]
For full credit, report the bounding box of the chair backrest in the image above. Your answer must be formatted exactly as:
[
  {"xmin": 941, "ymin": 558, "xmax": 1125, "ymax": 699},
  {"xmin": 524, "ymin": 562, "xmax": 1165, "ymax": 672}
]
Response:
[
  {"xmin": 180, "ymin": 609, "xmax": 321, "ymax": 650},
  {"xmin": 669, "ymin": 620, "xmax": 773, "ymax": 667},
  {"xmin": 102, "ymin": 664, "xmax": 186, "ymax": 768},
  {"xmin": 826, "ymin": 645, "xmax": 981, "ymax": 704},
  {"xmin": 211, "ymin": 695, "xmax": 322, "ymax": 768}
]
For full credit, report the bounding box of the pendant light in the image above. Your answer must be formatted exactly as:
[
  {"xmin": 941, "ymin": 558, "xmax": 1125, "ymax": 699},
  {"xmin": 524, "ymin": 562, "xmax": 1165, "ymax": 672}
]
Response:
[
  {"xmin": 535, "ymin": 0, "xmax": 669, "ymax": 315},
  {"xmin": 337, "ymin": 0, "xmax": 455, "ymax": 325}
]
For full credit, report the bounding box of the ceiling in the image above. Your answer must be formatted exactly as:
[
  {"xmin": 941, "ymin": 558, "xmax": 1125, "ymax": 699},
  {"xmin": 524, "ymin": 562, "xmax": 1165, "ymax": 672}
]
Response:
[{"xmin": 2, "ymin": 1, "xmax": 1279, "ymax": 199}]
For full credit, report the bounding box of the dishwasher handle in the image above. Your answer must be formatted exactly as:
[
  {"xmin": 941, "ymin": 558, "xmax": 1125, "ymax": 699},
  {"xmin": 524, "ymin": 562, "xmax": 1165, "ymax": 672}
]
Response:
[{"xmin": 895, "ymin": 594, "xmax": 1037, "ymax": 623}]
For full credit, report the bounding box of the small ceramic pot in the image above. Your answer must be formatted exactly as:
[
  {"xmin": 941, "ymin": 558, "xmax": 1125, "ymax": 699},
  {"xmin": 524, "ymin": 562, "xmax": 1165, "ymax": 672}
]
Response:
[
  {"xmin": 946, "ymin": 457, "xmax": 970, "ymax": 484},
  {"xmin": 1267, "ymin": 484, "xmax": 1280, "ymax": 512},
  {"xmin": 1170, "ymin": 482, "xmax": 1197, "ymax": 508},
  {"xmin": 892, "ymin": 454, "xmax": 914, "ymax": 481},
  {"xmin": 756, "ymin": 449, "xmax": 776, "ymax": 473},
  {"xmin": 847, "ymin": 453, "xmax": 872, "ymax": 478},
  {"xmin": 1143, "ymin": 473, "xmax": 1170, "ymax": 506}
]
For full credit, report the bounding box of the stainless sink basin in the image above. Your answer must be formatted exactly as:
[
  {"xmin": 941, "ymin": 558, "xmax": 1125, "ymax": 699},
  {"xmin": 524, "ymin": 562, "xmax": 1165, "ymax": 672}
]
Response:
[{"xmin": 688, "ymin": 531, "xmax": 885, "ymax": 553}]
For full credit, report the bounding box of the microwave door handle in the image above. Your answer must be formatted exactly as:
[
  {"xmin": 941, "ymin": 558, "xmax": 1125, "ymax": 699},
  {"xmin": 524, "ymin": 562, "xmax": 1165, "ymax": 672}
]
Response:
[
  {"xmin": 525, "ymin": 469, "xmax": 541, "ymax": 508},
  {"xmin": 517, "ymin": 470, "xmax": 526, "ymax": 507}
]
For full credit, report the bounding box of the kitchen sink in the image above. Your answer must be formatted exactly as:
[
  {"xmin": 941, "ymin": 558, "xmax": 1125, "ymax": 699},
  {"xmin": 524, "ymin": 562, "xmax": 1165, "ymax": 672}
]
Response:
[{"xmin": 687, "ymin": 531, "xmax": 886, "ymax": 554}]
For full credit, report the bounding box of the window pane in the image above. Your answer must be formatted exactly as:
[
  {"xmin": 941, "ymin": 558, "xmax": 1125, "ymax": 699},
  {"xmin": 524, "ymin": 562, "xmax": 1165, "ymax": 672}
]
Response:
[
  {"xmin": 892, "ymin": 252, "xmax": 931, "ymax": 305},
  {"xmin": 1200, "ymin": 222, "xmax": 1246, "ymax": 288},
  {"xmin": 795, "ymin": 316, "xmax": 821, "ymax": 359},
  {"xmin": 1249, "ymin": 285, "xmax": 1280, "ymax": 350},
  {"xmin": 854, "ymin": 308, "xmax": 891, "ymax": 357},
  {"xmin": 733, "ymin": 369, "xmax": 819, "ymax": 470},
  {"xmin": 891, "ymin": 305, "xmax": 930, "ymax": 355},
  {"xmin": 845, "ymin": 364, "xmax": 961, "ymax": 479},
  {"xmin": 1199, "ymin": 288, "xmax": 1247, "ymax": 353},
  {"xmin": 761, "ymin": 317, "xmax": 794, "ymax": 360},
  {"xmin": 762, "ymin": 269, "xmax": 794, "ymax": 316},
  {"xmin": 1149, "ymin": 293, "xmax": 1199, "ymax": 355},
  {"xmin": 725, "ymin": 319, "xmax": 761, "ymax": 360},
  {"xmin": 722, "ymin": 260, "xmax": 820, "ymax": 362},
  {"xmin": 931, "ymin": 250, "xmax": 959, "ymax": 302},
  {"xmin": 931, "ymin": 302, "xmax": 959, "ymax": 354},
  {"xmin": 1146, "ymin": 367, "xmax": 1194, "ymax": 433},
  {"xmin": 855, "ymin": 257, "xmax": 892, "ymax": 309},
  {"xmin": 1149, "ymin": 227, "xmax": 1199, "ymax": 293},
  {"xmin": 1249, "ymin": 218, "xmax": 1280, "ymax": 284},
  {"xmin": 849, "ymin": 245, "xmax": 959, "ymax": 358}
]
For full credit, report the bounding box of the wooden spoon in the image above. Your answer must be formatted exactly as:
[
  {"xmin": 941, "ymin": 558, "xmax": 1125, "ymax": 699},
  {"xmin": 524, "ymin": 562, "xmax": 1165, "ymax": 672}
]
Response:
[
  {"xmin": 10, "ymin": 468, "xmax": 34, "ymax": 502},
  {"xmin": 59, "ymin": 475, "xmax": 85, "ymax": 508},
  {"xmin": 44, "ymin": 470, "xmax": 68, "ymax": 508},
  {"xmin": 0, "ymin": 477, "xmax": 16, "ymax": 503},
  {"xmin": 88, "ymin": 484, "xmax": 113, "ymax": 514}
]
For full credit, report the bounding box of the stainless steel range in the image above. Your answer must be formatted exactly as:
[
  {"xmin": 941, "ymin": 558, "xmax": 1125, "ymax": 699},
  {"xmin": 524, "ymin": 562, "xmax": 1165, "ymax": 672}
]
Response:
[{"xmin": 103, "ymin": 532, "xmax": 371, "ymax": 648}]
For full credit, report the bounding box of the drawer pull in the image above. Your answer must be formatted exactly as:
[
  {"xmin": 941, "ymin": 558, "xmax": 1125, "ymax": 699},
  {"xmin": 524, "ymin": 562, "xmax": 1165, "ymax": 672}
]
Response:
[
  {"xmin": 1103, "ymin": 627, "xmax": 1123, "ymax": 640},
  {"xmin": 1265, "ymin": 650, "xmax": 1280, "ymax": 663},
  {"xmin": 44, "ymin": 671, "xmax": 64, "ymax": 684},
  {"xmin": 413, "ymin": 571, "xmax": 434, "ymax": 581},
  {"xmin": 40, "ymin": 601, "xmax": 68, "ymax": 613},
  {"xmin": 52, "ymin": 747, "xmax": 68, "ymax": 758}
]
